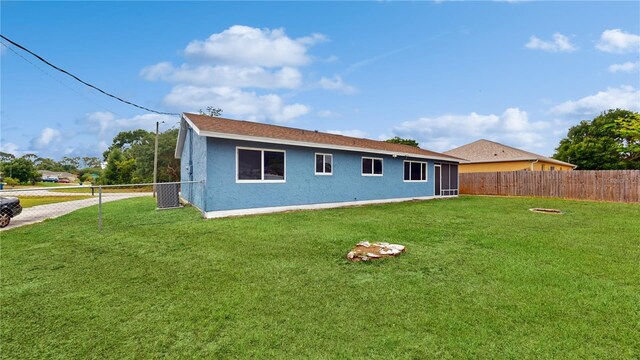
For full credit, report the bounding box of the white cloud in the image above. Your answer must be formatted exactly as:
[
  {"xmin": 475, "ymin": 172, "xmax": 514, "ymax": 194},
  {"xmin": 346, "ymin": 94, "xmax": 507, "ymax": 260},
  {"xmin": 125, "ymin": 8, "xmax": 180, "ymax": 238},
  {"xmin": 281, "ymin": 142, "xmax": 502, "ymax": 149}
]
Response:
[
  {"xmin": 0, "ymin": 142, "xmax": 21, "ymax": 156},
  {"xmin": 326, "ymin": 129, "xmax": 368, "ymax": 138},
  {"xmin": 139, "ymin": 25, "xmax": 336, "ymax": 123},
  {"xmin": 139, "ymin": 62, "xmax": 174, "ymax": 80},
  {"xmin": 31, "ymin": 128, "xmax": 62, "ymax": 149},
  {"xmin": 318, "ymin": 75, "xmax": 357, "ymax": 94},
  {"xmin": 525, "ymin": 33, "xmax": 577, "ymax": 53},
  {"xmin": 83, "ymin": 112, "xmax": 177, "ymax": 151},
  {"xmin": 391, "ymin": 108, "xmax": 551, "ymax": 152},
  {"xmin": 608, "ymin": 61, "xmax": 639, "ymax": 73},
  {"xmin": 164, "ymin": 85, "xmax": 309, "ymax": 123},
  {"xmin": 140, "ymin": 63, "xmax": 302, "ymax": 89},
  {"xmin": 184, "ymin": 25, "xmax": 326, "ymax": 67},
  {"xmin": 596, "ymin": 29, "xmax": 640, "ymax": 53},
  {"xmin": 317, "ymin": 110, "xmax": 341, "ymax": 118},
  {"xmin": 550, "ymin": 85, "xmax": 640, "ymax": 117}
]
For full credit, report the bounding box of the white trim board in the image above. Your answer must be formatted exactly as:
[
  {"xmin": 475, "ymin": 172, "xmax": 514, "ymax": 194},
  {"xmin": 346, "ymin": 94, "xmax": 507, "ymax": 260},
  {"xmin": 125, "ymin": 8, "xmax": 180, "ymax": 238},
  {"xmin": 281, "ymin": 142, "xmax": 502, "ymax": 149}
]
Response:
[
  {"xmin": 203, "ymin": 195, "xmax": 458, "ymax": 219},
  {"xmin": 180, "ymin": 114, "xmax": 463, "ymax": 163}
]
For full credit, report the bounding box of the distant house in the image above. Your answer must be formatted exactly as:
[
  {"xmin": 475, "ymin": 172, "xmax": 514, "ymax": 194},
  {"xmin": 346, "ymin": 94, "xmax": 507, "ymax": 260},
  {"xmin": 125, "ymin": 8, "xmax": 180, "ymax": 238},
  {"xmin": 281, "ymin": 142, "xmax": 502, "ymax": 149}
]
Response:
[
  {"xmin": 444, "ymin": 139, "xmax": 576, "ymax": 173},
  {"xmin": 175, "ymin": 113, "xmax": 463, "ymax": 218},
  {"xmin": 38, "ymin": 170, "xmax": 78, "ymax": 181}
]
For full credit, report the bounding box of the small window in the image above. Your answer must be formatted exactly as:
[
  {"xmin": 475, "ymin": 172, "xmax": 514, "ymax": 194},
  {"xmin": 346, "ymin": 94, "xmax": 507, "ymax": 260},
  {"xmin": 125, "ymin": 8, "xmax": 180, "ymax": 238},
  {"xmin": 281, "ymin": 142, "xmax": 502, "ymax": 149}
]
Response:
[
  {"xmin": 550, "ymin": 166, "xmax": 556, "ymax": 171},
  {"xmin": 315, "ymin": 153, "xmax": 333, "ymax": 175},
  {"xmin": 403, "ymin": 160, "xmax": 427, "ymax": 182},
  {"xmin": 237, "ymin": 147, "xmax": 285, "ymax": 182},
  {"xmin": 362, "ymin": 157, "xmax": 383, "ymax": 176}
]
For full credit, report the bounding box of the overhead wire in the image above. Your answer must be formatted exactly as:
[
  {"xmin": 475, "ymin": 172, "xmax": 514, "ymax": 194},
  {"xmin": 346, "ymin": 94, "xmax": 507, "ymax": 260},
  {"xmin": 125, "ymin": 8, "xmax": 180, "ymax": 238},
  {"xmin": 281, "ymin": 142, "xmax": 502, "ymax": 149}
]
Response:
[
  {"xmin": 0, "ymin": 41, "xmax": 126, "ymax": 118},
  {"xmin": 0, "ymin": 34, "xmax": 180, "ymax": 116}
]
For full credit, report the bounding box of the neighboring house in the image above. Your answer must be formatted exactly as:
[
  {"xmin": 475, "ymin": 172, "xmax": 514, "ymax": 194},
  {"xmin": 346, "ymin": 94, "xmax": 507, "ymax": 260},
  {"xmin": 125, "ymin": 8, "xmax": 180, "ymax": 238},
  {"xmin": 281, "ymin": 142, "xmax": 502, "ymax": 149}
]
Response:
[
  {"xmin": 175, "ymin": 113, "xmax": 463, "ymax": 218},
  {"xmin": 444, "ymin": 139, "xmax": 576, "ymax": 173},
  {"xmin": 38, "ymin": 170, "xmax": 78, "ymax": 181}
]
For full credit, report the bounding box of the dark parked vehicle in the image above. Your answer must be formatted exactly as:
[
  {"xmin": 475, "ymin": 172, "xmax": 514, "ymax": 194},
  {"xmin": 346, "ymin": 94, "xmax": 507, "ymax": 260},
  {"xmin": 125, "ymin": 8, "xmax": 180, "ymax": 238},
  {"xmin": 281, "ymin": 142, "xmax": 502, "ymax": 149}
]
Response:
[{"xmin": 0, "ymin": 197, "xmax": 22, "ymax": 228}]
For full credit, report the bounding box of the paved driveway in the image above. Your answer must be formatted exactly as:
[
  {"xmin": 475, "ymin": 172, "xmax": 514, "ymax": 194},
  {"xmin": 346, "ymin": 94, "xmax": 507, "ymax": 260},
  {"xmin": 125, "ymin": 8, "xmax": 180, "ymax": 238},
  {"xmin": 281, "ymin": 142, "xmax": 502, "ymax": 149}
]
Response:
[{"xmin": 1, "ymin": 192, "xmax": 151, "ymax": 231}]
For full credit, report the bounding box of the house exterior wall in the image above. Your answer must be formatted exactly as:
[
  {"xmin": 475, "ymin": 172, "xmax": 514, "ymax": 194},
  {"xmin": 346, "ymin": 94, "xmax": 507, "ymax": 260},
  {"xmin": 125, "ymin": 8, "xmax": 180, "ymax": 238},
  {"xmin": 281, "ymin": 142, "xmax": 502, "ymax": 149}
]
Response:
[
  {"xmin": 532, "ymin": 161, "xmax": 574, "ymax": 171},
  {"xmin": 179, "ymin": 127, "xmax": 207, "ymax": 211},
  {"xmin": 459, "ymin": 160, "xmax": 574, "ymax": 173},
  {"xmin": 204, "ymin": 138, "xmax": 439, "ymax": 212}
]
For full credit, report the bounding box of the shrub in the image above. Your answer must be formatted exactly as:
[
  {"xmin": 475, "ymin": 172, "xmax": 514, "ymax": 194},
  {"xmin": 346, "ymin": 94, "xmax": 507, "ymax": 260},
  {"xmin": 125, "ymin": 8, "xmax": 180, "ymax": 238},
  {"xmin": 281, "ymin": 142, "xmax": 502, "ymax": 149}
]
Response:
[{"xmin": 4, "ymin": 177, "xmax": 19, "ymax": 186}]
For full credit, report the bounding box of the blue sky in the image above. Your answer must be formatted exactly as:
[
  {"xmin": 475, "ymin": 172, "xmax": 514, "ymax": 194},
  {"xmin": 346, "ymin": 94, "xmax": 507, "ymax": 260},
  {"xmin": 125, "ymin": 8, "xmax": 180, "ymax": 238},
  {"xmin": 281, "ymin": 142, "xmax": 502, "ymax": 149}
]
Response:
[{"xmin": 2, "ymin": 1, "xmax": 639, "ymax": 160}]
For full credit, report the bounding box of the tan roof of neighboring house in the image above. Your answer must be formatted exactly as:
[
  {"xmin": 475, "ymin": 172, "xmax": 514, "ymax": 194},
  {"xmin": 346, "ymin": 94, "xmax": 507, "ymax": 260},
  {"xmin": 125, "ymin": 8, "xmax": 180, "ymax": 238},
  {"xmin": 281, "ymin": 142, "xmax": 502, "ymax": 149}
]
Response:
[
  {"xmin": 178, "ymin": 113, "xmax": 464, "ymax": 162},
  {"xmin": 444, "ymin": 139, "xmax": 576, "ymax": 167}
]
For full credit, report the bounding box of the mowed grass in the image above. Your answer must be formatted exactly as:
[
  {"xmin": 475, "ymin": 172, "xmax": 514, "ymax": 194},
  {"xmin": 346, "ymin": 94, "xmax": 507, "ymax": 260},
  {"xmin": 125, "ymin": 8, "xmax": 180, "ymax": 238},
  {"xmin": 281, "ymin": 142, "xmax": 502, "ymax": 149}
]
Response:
[
  {"xmin": 17, "ymin": 195, "xmax": 91, "ymax": 208},
  {"xmin": 5, "ymin": 181, "xmax": 77, "ymax": 189},
  {"xmin": 1, "ymin": 196, "xmax": 638, "ymax": 359}
]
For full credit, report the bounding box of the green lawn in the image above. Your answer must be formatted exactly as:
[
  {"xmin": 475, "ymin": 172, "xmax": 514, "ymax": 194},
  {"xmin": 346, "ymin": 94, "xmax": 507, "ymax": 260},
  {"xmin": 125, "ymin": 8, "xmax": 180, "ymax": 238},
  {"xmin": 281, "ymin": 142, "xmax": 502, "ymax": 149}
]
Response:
[
  {"xmin": 18, "ymin": 195, "xmax": 91, "ymax": 208},
  {"xmin": 3, "ymin": 181, "xmax": 77, "ymax": 189},
  {"xmin": 1, "ymin": 196, "xmax": 638, "ymax": 358}
]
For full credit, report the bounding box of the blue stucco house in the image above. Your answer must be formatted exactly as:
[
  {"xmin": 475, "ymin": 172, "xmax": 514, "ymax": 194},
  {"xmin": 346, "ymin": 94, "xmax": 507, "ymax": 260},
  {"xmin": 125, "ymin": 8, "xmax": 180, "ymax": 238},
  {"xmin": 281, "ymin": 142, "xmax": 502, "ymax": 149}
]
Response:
[{"xmin": 175, "ymin": 113, "xmax": 462, "ymax": 218}]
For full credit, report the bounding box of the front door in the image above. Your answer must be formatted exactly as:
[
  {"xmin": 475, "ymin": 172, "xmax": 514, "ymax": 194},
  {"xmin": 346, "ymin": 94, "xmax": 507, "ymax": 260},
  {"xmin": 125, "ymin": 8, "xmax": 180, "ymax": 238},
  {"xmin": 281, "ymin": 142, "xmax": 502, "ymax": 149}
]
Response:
[{"xmin": 434, "ymin": 165, "xmax": 441, "ymax": 196}]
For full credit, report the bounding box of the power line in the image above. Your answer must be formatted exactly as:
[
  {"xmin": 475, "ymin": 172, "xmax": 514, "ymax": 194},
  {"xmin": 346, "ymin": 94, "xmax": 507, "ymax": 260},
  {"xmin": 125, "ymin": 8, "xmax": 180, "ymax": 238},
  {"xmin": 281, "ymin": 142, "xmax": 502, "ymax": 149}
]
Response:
[
  {"xmin": 0, "ymin": 34, "xmax": 180, "ymax": 116},
  {"xmin": 0, "ymin": 41, "xmax": 126, "ymax": 118}
]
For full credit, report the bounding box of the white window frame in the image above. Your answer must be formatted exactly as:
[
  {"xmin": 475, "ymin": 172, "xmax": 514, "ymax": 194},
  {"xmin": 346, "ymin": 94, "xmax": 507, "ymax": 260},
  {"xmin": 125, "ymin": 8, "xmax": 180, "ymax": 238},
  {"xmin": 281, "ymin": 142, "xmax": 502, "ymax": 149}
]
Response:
[
  {"xmin": 361, "ymin": 156, "xmax": 383, "ymax": 176},
  {"xmin": 403, "ymin": 160, "xmax": 428, "ymax": 182},
  {"xmin": 236, "ymin": 146, "xmax": 286, "ymax": 183},
  {"xmin": 314, "ymin": 153, "xmax": 333, "ymax": 176}
]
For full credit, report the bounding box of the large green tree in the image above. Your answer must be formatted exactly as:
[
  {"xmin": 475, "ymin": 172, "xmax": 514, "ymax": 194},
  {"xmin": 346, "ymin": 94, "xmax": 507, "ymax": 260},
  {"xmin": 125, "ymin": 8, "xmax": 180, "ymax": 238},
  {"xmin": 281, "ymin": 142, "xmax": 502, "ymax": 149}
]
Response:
[
  {"xmin": 103, "ymin": 148, "xmax": 132, "ymax": 185},
  {"xmin": 102, "ymin": 128, "xmax": 180, "ymax": 184},
  {"xmin": 128, "ymin": 129, "xmax": 180, "ymax": 183},
  {"xmin": 2, "ymin": 158, "xmax": 40, "ymax": 183},
  {"xmin": 34, "ymin": 157, "xmax": 63, "ymax": 171},
  {"xmin": 0, "ymin": 152, "xmax": 15, "ymax": 163},
  {"xmin": 553, "ymin": 109, "xmax": 640, "ymax": 170},
  {"xmin": 102, "ymin": 130, "xmax": 153, "ymax": 161}
]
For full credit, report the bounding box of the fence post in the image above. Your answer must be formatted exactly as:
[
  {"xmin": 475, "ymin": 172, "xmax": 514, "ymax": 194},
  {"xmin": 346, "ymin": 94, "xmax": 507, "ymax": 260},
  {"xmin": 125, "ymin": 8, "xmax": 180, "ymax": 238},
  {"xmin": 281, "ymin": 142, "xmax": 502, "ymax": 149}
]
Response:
[{"xmin": 98, "ymin": 185, "xmax": 103, "ymax": 232}]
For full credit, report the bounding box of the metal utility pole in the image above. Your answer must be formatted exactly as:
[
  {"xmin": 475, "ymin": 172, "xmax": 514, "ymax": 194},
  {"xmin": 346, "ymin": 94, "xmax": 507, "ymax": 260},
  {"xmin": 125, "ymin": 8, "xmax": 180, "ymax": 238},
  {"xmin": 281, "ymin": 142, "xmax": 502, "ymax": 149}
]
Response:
[{"xmin": 153, "ymin": 121, "xmax": 159, "ymax": 197}]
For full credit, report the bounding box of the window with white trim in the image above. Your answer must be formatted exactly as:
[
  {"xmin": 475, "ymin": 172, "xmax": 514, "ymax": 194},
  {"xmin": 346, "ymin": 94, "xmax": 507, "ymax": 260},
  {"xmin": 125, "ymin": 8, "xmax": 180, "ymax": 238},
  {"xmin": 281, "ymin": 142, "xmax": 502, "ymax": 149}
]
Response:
[
  {"xmin": 362, "ymin": 157, "xmax": 383, "ymax": 176},
  {"xmin": 403, "ymin": 161, "xmax": 427, "ymax": 182},
  {"xmin": 237, "ymin": 147, "xmax": 285, "ymax": 182},
  {"xmin": 315, "ymin": 153, "xmax": 333, "ymax": 175}
]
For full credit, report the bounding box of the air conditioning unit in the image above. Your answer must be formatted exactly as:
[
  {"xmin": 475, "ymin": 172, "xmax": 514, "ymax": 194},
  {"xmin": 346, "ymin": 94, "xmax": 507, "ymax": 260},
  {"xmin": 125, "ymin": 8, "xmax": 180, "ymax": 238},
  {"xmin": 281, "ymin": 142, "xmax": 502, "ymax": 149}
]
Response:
[{"xmin": 156, "ymin": 183, "xmax": 182, "ymax": 209}]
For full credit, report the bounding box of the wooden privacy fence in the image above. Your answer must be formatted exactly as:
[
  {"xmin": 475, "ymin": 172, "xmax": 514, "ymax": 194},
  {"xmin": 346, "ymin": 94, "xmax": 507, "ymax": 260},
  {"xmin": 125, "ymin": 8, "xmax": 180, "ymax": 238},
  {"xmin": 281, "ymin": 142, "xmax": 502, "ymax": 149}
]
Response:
[{"xmin": 459, "ymin": 170, "xmax": 640, "ymax": 203}]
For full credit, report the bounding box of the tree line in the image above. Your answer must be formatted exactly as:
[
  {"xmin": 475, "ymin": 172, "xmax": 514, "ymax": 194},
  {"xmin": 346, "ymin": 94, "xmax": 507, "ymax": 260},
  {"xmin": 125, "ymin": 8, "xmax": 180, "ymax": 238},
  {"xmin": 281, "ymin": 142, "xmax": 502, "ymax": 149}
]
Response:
[
  {"xmin": 0, "ymin": 109, "xmax": 637, "ymax": 185},
  {"xmin": 101, "ymin": 129, "xmax": 179, "ymax": 184},
  {"xmin": 0, "ymin": 128, "xmax": 179, "ymax": 185},
  {"xmin": 553, "ymin": 109, "xmax": 639, "ymax": 170}
]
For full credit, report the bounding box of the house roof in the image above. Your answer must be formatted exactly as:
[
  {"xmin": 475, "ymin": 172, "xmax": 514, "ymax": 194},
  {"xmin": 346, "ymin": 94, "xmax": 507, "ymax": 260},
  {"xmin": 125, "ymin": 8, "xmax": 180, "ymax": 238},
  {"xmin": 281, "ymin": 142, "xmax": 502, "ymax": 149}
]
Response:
[
  {"xmin": 38, "ymin": 170, "xmax": 77, "ymax": 178},
  {"xmin": 176, "ymin": 113, "xmax": 464, "ymax": 162},
  {"xmin": 443, "ymin": 139, "xmax": 576, "ymax": 167}
]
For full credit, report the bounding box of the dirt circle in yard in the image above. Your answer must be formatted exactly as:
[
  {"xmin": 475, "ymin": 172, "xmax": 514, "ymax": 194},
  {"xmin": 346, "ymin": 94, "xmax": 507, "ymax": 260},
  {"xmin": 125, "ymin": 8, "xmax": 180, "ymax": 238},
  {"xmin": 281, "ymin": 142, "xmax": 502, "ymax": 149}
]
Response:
[
  {"xmin": 346, "ymin": 241, "xmax": 406, "ymax": 262},
  {"xmin": 529, "ymin": 208, "xmax": 564, "ymax": 214}
]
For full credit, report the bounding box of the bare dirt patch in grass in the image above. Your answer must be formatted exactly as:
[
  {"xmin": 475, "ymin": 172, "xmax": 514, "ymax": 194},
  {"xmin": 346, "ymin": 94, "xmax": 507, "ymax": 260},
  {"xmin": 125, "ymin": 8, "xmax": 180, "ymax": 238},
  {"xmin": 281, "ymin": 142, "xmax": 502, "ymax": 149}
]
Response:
[{"xmin": 529, "ymin": 208, "xmax": 564, "ymax": 214}]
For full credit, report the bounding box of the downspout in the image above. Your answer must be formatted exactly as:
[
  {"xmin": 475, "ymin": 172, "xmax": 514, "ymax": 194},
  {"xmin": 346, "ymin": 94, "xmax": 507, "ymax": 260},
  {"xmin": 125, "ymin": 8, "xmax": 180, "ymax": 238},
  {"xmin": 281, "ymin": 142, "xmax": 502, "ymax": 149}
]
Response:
[{"xmin": 530, "ymin": 159, "xmax": 539, "ymax": 171}]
